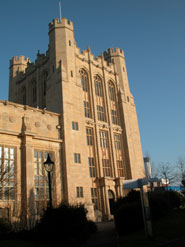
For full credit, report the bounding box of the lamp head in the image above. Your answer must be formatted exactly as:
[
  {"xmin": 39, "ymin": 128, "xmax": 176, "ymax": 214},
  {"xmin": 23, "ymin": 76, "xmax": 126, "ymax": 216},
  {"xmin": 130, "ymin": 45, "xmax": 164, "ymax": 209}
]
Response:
[{"xmin": 44, "ymin": 154, "xmax": 54, "ymax": 172}]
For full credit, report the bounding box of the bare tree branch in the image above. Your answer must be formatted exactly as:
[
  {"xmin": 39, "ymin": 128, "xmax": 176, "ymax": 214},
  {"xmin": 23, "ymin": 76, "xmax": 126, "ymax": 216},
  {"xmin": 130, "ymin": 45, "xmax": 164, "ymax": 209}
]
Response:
[{"xmin": 157, "ymin": 162, "xmax": 176, "ymax": 186}]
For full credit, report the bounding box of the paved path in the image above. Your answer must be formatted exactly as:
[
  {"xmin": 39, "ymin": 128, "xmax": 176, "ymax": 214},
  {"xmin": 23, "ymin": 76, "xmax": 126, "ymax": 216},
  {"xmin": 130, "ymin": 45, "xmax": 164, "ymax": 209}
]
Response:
[{"xmin": 81, "ymin": 221, "xmax": 117, "ymax": 247}]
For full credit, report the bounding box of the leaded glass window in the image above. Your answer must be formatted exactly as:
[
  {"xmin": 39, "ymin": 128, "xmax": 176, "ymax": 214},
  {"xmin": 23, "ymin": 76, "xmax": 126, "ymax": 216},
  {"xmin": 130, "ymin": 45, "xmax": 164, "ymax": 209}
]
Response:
[{"xmin": 0, "ymin": 147, "xmax": 15, "ymax": 201}]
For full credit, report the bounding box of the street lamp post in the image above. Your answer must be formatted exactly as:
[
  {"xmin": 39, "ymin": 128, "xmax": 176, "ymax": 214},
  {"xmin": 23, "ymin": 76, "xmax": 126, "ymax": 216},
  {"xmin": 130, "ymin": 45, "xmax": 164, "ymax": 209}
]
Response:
[{"xmin": 43, "ymin": 154, "xmax": 54, "ymax": 209}]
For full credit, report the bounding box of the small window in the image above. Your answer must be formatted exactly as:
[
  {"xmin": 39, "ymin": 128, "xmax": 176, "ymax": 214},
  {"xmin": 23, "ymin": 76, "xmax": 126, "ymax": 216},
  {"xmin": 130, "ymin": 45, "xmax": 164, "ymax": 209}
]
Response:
[
  {"xmin": 102, "ymin": 159, "xmax": 112, "ymax": 177},
  {"xmin": 74, "ymin": 153, "xmax": 81, "ymax": 163},
  {"xmin": 117, "ymin": 160, "xmax": 124, "ymax": 177},
  {"xmin": 76, "ymin": 187, "xmax": 83, "ymax": 198},
  {"xmin": 71, "ymin": 71, "xmax": 73, "ymax": 77},
  {"xmin": 108, "ymin": 82, "xmax": 116, "ymax": 101},
  {"xmin": 84, "ymin": 101, "xmax": 91, "ymax": 118},
  {"xmin": 72, "ymin": 122, "xmax": 79, "ymax": 131},
  {"xmin": 80, "ymin": 70, "xmax": 88, "ymax": 92},
  {"xmin": 100, "ymin": 131, "xmax": 108, "ymax": 148},
  {"xmin": 127, "ymin": 96, "xmax": 129, "ymax": 102},
  {"xmin": 114, "ymin": 134, "xmax": 121, "ymax": 150},
  {"xmin": 52, "ymin": 65, "xmax": 55, "ymax": 73},
  {"xmin": 91, "ymin": 188, "xmax": 98, "ymax": 210},
  {"xmin": 86, "ymin": 128, "xmax": 93, "ymax": 145},
  {"xmin": 97, "ymin": 105, "xmax": 105, "ymax": 122},
  {"xmin": 69, "ymin": 40, "xmax": 71, "ymax": 46},
  {"xmin": 88, "ymin": 157, "xmax": 96, "ymax": 177},
  {"xmin": 95, "ymin": 79, "xmax": 102, "ymax": 96},
  {"xmin": 111, "ymin": 110, "xmax": 118, "ymax": 125}
]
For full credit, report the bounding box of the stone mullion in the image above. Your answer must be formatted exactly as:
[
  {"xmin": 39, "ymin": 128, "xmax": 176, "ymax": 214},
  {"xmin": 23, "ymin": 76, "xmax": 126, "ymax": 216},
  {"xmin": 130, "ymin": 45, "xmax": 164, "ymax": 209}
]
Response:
[
  {"xmin": 112, "ymin": 62, "xmax": 130, "ymax": 180},
  {"xmin": 21, "ymin": 134, "xmax": 35, "ymax": 228},
  {"xmin": 87, "ymin": 49, "xmax": 102, "ymax": 179},
  {"xmin": 101, "ymin": 57, "xmax": 117, "ymax": 179}
]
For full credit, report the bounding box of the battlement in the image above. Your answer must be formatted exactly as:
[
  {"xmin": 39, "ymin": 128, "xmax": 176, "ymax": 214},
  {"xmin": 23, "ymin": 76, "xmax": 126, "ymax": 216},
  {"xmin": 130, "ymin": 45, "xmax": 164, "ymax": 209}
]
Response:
[
  {"xmin": 10, "ymin": 56, "xmax": 30, "ymax": 67},
  {"xmin": 75, "ymin": 46, "xmax": 114, "ymax": 72},
  {"xmin": 49, "ymin": 18, "xmax": 74, "ymax": 32},
  {"xmin": 103, "ymin": 48, "xmax": 125, "ymax": 60}
]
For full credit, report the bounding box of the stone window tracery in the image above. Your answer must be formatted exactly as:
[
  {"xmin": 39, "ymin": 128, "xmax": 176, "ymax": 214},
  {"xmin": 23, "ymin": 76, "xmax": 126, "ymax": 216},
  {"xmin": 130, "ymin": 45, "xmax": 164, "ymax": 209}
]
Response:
[
  {"xmin": 76, "ymin": 187, "xmax": 83, "ymax": 198},
  {"xmin": 97, "ymin": 105, "xmax": 105, "ymax": 122},
  {"xmin": 0, "ymin": 146, "xmax": 15, "ymax": 201},
  {"xmin": 83, "ymin": 101, "xmax": 91, "ymax": 118},
  {"xmin": 108, "ymin": 81, "xmax": 119, "ymax": 125},
  {"xmin": 86, "ymin": 128, "xmax": 93, "ymax": 145},
  {"xmin": 88, "ymin": 157, "xmax": 96, "ymax": 177},
  {"xmin": 95, "ymin": 76, "xmax": 102, "ymax": 97},
  {"xmin": 74, "ymin": 153, "xmax": 81, "ymax": 163},
  {"xmin": 114, "ymin": 133, "xmax": 125, "ymax": 177},
  {"xmin": 91, "ymin": 188, "xmax": 98, "ymax": 210},
  {"xmin": 79, "ymin": 69, "xmax": 88, "ymax": 92},
  {"xmin": 102, "ymin": 159, "xmax": 112, "ymax": 177},
  {"xmin": 94, "ymin": 75, "xmax": 106, "ymax": 122},
  {"xmin": 34, "ymin": 150, "xmax": 54, "ymax": 214}
]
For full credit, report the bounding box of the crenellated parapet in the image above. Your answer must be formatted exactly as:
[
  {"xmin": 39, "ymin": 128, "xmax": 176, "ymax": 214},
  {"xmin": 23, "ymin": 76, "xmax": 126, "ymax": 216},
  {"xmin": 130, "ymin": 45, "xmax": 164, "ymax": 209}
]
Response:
[
  {"xmin": 49, "ymin": 18, "xmax": 74, "ymax": 33},
  {"xmin": 103, "ymin": 48, "xmax": 125, "ymax": 60},
  {"xmin": 10, "ymin": 56, "xmax": 30, "ymax": 69},
  {"xmin": 75, "ymin": 46, "xmax": 115, "ymax": 73}
]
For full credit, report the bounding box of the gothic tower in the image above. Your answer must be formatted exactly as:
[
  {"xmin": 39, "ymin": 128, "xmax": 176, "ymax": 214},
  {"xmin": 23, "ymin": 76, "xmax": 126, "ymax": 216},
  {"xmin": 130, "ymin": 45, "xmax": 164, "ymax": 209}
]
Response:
[{"xmin": 9, "ymin": 17, "xmax": 145, "ymax": 220}]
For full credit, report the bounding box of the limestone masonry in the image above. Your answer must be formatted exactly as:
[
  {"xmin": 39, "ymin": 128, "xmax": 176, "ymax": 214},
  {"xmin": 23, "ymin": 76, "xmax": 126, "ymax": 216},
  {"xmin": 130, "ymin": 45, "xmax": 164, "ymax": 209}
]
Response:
[{"xmin": 0, "ymin": 17, "xmax": 145, "ymax": 224}]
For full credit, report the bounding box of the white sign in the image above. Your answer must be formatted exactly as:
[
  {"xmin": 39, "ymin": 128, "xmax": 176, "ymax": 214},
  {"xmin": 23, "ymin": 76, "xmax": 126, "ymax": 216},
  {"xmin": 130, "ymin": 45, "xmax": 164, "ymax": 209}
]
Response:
[{"xmin": 123, "ymin": 177, "xmax": 161, "ymax": 190}]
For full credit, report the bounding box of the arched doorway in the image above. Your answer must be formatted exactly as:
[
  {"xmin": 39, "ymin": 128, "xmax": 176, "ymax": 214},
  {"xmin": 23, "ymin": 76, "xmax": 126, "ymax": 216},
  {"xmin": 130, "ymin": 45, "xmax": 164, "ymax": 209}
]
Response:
[{"xmin": 108, "ymin": 190, "xmax": 115, "ymax": 215}]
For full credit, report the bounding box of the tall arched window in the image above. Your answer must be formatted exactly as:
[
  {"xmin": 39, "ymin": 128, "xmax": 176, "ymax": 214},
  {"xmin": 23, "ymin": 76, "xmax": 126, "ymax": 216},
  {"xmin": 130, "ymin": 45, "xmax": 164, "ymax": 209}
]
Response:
[
  {"xmin": 94, "ymin": 75, "xmax": 102, "ymax": 97},
  {"xmin": 94, "ymin": 75, "xmax": 106, "ymax": 122},
  {"xmin": 79, "ymin": 69, "xmax": 92, "ymax": 119},
  {"xmin": 108, "ymin": 82, "xmax": 116, "ymax": 102},
  {"xmin": 79, "ymin": 69, "xmax": 88, "ymax": 92},
  {"xmin": 108, "ymin": 81, "xmax": 119, "ymax": 125}
]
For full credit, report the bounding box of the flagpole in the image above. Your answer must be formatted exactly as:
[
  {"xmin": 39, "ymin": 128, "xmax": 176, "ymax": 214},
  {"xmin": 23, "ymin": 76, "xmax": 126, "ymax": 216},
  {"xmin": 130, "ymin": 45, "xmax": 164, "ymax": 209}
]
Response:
[{"xmin": 59, "ymin": 1, "xmax": 62, "ymax": 21}]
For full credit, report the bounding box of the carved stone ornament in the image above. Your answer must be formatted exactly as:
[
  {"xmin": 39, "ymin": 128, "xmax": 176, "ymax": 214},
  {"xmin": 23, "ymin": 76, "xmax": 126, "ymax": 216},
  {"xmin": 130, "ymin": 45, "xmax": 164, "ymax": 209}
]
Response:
[
  {"xmin": 9, "ymin": 116, "xmax": 16, "ymax": 123},
  {"xmin": 23, "ymin": 116, "xmax": 31, "ymax": 131},
  {"xmin": 47, "ymin": 124, "xmax": 52, "ymax": 130},
  {"xmin": 35, "ymin": 122, "xmax": 41, "ymax": 128}
]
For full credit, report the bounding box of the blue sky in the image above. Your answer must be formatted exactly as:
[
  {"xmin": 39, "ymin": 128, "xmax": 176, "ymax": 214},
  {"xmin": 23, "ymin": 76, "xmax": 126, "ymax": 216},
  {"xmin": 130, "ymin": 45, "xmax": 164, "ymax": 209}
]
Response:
[{"xmin": 0, "ymin": 0, "xmax": 185, "ymax": 167}]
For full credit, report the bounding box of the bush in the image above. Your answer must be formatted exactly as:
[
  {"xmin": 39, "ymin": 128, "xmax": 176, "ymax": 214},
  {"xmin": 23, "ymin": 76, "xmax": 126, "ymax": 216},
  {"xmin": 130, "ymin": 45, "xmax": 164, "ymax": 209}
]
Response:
[
  {"xmin": 148, "ymin": 190, "xmax": 182, "ymax": 220},
  {"xmin": 114, "ymin": 190, "xmax": 183, "ymax": 236},
  {"xmin": 0, "ymin": 218, "xmax": 12, "ymax": 239},
  {"xmin": 29, "ymin": 203, "xmax": 97, "ymax": 246},
  {"xmin": 114, "ymin": 201, "xmax": 143, "ymax": 236}
]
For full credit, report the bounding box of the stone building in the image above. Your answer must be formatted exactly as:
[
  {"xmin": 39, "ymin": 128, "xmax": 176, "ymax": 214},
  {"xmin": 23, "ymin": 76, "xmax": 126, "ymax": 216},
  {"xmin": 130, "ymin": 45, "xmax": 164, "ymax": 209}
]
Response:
[{"xmin": 1, "ymin": 17, "xmax": 145, "ymax": 224}]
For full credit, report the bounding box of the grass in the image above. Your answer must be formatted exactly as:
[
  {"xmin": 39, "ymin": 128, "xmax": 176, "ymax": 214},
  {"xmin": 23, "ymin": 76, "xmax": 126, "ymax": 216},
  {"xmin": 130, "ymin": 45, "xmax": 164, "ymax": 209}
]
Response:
[{"xmin": 118, "ymin": 208, "xmax": 185, "ymax": 247}]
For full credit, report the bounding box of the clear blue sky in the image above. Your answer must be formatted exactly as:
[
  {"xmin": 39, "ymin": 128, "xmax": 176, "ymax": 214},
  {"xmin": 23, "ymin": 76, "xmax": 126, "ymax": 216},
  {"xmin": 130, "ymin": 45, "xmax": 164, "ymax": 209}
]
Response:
[{"xmin": 0, "ymin": 0, "xmax": 185, "ymax": 166}]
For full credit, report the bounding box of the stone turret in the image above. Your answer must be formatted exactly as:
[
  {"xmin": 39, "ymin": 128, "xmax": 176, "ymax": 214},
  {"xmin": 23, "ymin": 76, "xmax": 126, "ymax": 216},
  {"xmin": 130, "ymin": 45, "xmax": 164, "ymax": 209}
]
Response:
[
  {"xmin": 48, "ymin": 18, "xmax": 75, "ymax": 81},
  {"xmin": 9, "ymin": 56, "xmax": 30, "ymax": 102},
  {"xmin": 9, "ymin": 55, "xmax": 30, "ymax": 77},
  {"xmin": 103, "ymin": 48, "xmax": 130, "ymax": 94}
]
